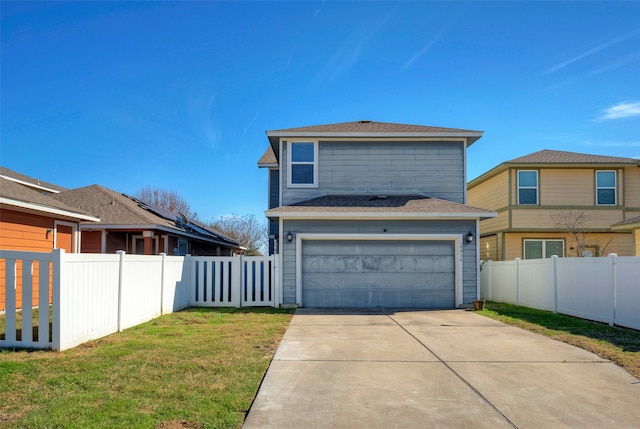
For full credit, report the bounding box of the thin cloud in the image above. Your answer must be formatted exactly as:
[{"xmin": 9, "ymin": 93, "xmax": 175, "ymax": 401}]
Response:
[
  {"xmin": 545, "ymin": 28, "xmax": 640, "ymax": 74},
  {"xmin": 403, "ymin": 32, "xmax": 443, "ymax": 70},
  {"xmin": 242, "ymin": 113, "xmax": 259, "ymax": 136},
  {"xmin": 597, "ymin": 101, "xmax": 640, "ymax": 121}
]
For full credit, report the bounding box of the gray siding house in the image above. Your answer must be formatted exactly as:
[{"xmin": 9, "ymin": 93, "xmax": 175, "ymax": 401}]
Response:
[{"xmin": 258, "ymin": 121, "xmax": 496, "ymax": 309}]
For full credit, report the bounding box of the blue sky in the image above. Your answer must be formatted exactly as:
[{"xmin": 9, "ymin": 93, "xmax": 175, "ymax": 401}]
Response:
[{"xmin": 2, "ymin": 1, "xmax": 639, "ymax": 223}]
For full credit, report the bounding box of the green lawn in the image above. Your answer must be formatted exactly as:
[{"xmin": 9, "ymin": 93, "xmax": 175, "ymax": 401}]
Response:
[
  {"xmin": 0, "ymin": 307, "xmax": 294, "ymax": 429},
  {"xmin": 477, "ymin": 301, "xmax": 640, "ymax": 379}
]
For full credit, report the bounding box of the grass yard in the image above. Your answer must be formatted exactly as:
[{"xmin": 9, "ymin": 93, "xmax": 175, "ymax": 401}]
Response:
[
  {"xmin": 0, "ymin": 307, "xmax": 294, "ymax": 429},
  {"xmin": 477, "ymin": 301, "xmax": 640, "ymax": 379}
]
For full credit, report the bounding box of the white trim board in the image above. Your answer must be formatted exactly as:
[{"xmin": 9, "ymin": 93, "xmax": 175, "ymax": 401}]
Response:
[{"xmin": 294, "ymin": 233, "xmax": 464, "ymax": 308}]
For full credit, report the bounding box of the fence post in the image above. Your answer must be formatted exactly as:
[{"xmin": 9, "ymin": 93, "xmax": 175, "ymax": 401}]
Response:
[
  {"xmin": 609, "ymin": 253, "xmax": 617, "ymax": 327},
  {"xmin": 160, "ymin": 253, "xmax": 166, "ymax": 315},
  {"xmin": 515, "ymin": 258, "xmax": 520, "ymax": 306},
  {"xmin": 116, "ymin": 250, "xmax": 125, "ymax": 332},
  {"xmin": 233, "ymin": 255, "xmax": 243, "ymax": 308},
  {"xmin": 51, "ymin": 248, "xmax": 64, "ymax": 351},
  {"xmin": 552, "ymin": 255, "xmax": 559, "ymax": 314},
  {"xmin": 487, "ymin": 260, "xmax": 493, "ymax": 301},
  {"xmin": 272, "ymin": 254, "xmax": 278, "ymax": 307}
]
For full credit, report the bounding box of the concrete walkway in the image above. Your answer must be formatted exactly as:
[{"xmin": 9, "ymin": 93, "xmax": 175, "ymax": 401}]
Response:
[{"xmin": 243, "ymin": 308, "xmax": 640, "ymax": 429}]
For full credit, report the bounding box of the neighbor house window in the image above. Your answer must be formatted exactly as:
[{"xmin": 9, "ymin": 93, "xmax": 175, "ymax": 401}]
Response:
[
  {"xmin": 518, "ymin": 170, "xmax": 538, "ymax": 205},
  {"xmin": 176, "ymin": 239, "xmax": 188, "ymax": 256},
  {"xmin": 524, "ymin": 239, "xmax": 564, "ymax": 259},
  {"xmin": 288, "ymin": 141, "xmax": 318, "ymax": 187},
  {"xmin": 596, "ymin": 171, "xmax": 616, "ymax": 205}
]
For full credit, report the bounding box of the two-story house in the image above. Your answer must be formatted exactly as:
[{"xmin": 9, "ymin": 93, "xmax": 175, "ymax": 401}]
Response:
[
  {"xmin": 258, "ymin": 121, "xmax": 496, "ymax": 309},
  {"xmin": 467, "ymin": 150, "xmax": 640, "ymax": 261}
]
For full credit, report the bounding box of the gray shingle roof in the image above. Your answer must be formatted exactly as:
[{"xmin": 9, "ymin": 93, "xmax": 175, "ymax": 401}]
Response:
[
  {"xmin": 506, "ymin": 150, "xmax": 639, "ymax": 165},
  {"xmin": 266, "ymin": 194, "xmax": 495, "ymax": 218}
]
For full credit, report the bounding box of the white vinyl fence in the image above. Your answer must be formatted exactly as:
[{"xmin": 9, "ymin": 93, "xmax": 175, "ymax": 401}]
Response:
[
  {"xmin": 1, "ymin": 250, "xmax": 277, "ymax": 351},
  {"xmin": 480, "ymin": 255, "xmax": 640, "ymax": 330}
]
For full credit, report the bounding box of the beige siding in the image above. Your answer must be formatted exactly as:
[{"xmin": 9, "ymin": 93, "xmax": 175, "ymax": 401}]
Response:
[
  {"xmin": 479, "ymin": 235, "xmax": 498, "ymax": 261},
  {"xmin": 539, "ymin": 169, "xmax": 594, "ymax": 206},
  {"xmin": 503, "ymin": 231, "xmax": 632, "ymax": 260},
  {"xmin": 634, "ymin": 230, "xmax": 640, "ymax": 256},
  {"xmin": 468, "ymin": 170, "xmax": 509, "ymax": 211},
  {"xmin": 624, "ymin": 167, "xmax": 640, "ymax": 207},
  {"xmin": 479, "ymin": 211, "xmax": 509, "ymax": 235},
  {"xmin": 511, "ymin": 208, "xmax": 624, "ymax": 230}
]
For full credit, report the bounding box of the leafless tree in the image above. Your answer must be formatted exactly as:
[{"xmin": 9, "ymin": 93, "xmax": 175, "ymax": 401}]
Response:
[
  {"xmin": 551, "ymin": 210, "xmax": 614, "ymax": 257},
  {"xmin": 210, "ymin": 214, "xmax": 267, "ymax": 256},
  {"xmin": 135, "ymin": 186, "xmax": 198, "ymax": 219}
]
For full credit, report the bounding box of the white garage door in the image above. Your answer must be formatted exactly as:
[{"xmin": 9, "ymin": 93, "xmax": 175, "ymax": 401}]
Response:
[{"xmin": 301, "ymin": 239, "xmax": 455, "ymax": 308}]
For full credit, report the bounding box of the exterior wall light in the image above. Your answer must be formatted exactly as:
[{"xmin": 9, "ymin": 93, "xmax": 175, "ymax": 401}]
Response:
[
  {"xmin": 466, "ymin": 232, "xmax": 474, "ymax": 244},
  {"xmin": 287, "ymin": 231, "xmax": 293, "ymax": 242}
]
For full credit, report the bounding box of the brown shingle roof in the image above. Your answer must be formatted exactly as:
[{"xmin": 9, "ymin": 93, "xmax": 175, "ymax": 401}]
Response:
[
  {"xmin": 258, "ymin": 146, "xmax": 277, "ymax": 167},
  {"xmin": 53, "ymin": 184, "xmax": 165, "ymax": 226},
  {"xmin": 268, "ymin": 120, "xmax": 481, "ymax": 134},
  {"xmin": 507, "ymin": 150, "xmax": 639, "ymax": 165},
  {"xmin": 0, "ymin": 176, "xmax": 99, "ymax": 220},
  {"xmin": 0, "ymin": 166, "xmax": 68, "ymax": 192},
  {"xmin": 611, "ymin": 215, "xmax": 640, "ymax": 230},
  {"xmin": 266, "ymin": 194, "xmax": 496, "ymax": 218},
  {"xmin": 263, "ymin": 120, "xmax": 484, "ymax": 163}
]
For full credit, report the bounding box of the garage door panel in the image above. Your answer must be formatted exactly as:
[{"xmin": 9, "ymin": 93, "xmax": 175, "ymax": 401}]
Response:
[
  {"xmin": 303, "ymin": 240, "xmax": 453, "ymax": 256},
  {"xmin": 301, "ymin": 239, "xmax": 455, "ymax": 309},
  {"xmin": 303, "ymin": 255, "xmax": 454, "ymax": 274}
]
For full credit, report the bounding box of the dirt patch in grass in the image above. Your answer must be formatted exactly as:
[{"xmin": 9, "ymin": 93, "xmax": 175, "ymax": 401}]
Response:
[
  {"xmin": 477, "ymin": 301, "xmax": 640, "ymax": 379},
  {"xmin": 1, "ymin": 307, "xmax": 294, "ymax": 429}
]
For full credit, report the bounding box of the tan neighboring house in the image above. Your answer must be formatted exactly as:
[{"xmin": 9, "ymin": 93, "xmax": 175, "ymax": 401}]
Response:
[{"xmin": 467, "ymin": 150, "xmax": 640, "ymax": 261}]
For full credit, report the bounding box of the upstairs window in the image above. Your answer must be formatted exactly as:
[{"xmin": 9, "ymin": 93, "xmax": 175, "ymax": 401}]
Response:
[
  {"xmin": 518, "ymin": 170, "xmax": 538, "ymax": 205},
  {"xmin": 289, "ymin": 141, "xmax": 317, "ymax": 187},
  {"xmin": 596, "ymin": 171, "xmax": 616, "ymax": 205}
]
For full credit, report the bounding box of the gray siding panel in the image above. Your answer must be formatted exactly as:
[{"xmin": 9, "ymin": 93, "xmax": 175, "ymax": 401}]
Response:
[{"xmin": 281, "ymin": 141, "xmax": 465, "ymax": 206}]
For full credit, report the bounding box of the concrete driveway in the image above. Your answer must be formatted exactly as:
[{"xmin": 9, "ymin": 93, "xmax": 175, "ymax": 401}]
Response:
[{"xmin": 243, "ymin": 308, "xmax": 640, "ymax": 429}]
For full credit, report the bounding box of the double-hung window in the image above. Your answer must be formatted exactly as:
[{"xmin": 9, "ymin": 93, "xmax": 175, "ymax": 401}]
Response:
[
  {"xmin": 288, "ymin": 141, "xmax": 318, "ymax": 187},
  {"xmin": 518, "ymin": 170, "xmax": 538, "ymax": 205},
  {"xmin": 596, "ymin": 171, "xmax": 616, "ymax": 205},
  {"xmin": 524, "ymin": 239, "xmax": 564, "ymax": 259}
]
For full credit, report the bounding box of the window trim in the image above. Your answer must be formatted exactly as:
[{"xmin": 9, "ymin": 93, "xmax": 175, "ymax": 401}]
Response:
[
  {"xmin": 523, "ymin": 239, "xmax": 564, "ymax": 259},
  {"xmin": 517, "ymin": 170, "xmax": 538, "ymax": 205},
  {"xmin": 595, "ymin": 170, "xmax": 617, "ymax": 206},
  {"xmin": 287, "ymin": 140, "xmax": 318, "ymax": 188}
]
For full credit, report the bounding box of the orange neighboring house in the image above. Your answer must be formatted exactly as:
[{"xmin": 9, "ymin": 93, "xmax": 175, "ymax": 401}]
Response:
[
  {"xmin": 0, "ymin": 168, "xmax": 101, "ymax": 310},
  {"xmin": 51, "ymin": 184, "xmax": 242, "ymax": 256},
  {"xmin": 467, "ymin": 150, "xmax": 640, "ymax": 261}
]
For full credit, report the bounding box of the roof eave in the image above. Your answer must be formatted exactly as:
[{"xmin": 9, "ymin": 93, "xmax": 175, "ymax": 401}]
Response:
[
  {"xmin": 78, "ymin": 223, "xmax": 241, "ymax": 248},
  {"xmin": 265, "ymin": 210, "xmax": 497, "ymax": 220},
  {"xmin": 0, "ymin": 198, "xmax": 101, "ymax": 222}
]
